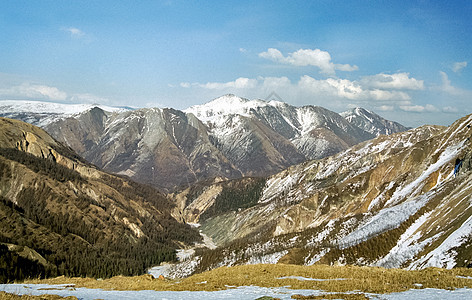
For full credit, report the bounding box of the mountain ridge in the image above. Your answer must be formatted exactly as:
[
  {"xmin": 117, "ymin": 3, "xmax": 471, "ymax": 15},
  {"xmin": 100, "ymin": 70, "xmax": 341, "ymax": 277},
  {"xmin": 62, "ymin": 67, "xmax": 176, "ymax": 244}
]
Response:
[{"xmin": 7, "ymin": 94, "xmax": 406, "ymax": 191}]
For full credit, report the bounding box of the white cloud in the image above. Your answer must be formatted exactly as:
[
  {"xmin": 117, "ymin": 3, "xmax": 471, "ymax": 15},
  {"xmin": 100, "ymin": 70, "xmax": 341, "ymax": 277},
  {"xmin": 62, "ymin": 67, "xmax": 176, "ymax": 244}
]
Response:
[
  {"xmin": 399, "ymin": 104, "xmax": 438, "ymax": 113},
  {"xmin": 178, "ymin": 71, "xmax": 451, "ymax": 117},
  {"xmin": 360, "ymin": 73, "xmax": 424, "ymax": 90},
  {"xmin": 63, "ymin": 27, "xmax": 85, "ymax": 37},
  {"xmin": 0, "ymin": 83, "xmax": 67, "ymax": 101},
  {"xmin": 442, "ymin": 106, "xmax": 459, "ymax": 113},
  {"xmin": 298, "ymin": 76, "xmax": 363, "ymax": 99},
  {"xmin": 260, "ymin": 76, "xmax": 292, "ymax": 89},
  {"xmin": 239, "ymin": 48, "xmax": 248, "ymax": 53},
  {"xmin": 425, "ymin": 104, "xmax": 440, "ymax": 112},
  {"xmin": 298, "ymin": 75, "xmax": 411, "ymax": 101},
  {"xmin": 184, "ymin": 77, "xmax": 258, "ymax": 90},
  {"xmin": 452, "ymin": 61, "xmax": 467, "ymax": 73},
  {"xmin": 258, "ymin": 48, "xmax": 358, "ymax": 75},
  {"xmin": 258, "ymin": 48, "xmax": 285, "ymax": 62},
  {"xmin": 377, "ymin": 105, "xmax": 395, "ymax": 111},
  {"xmin": 438, "ymin": 71, "xmax": 463, "ymax": 95},
  {"xmin": 335, "ymin": 63, "xmax": 359, "ymax": 72},
  {"xmin": 367, "ymin": 89, "xmax": 410, "ymax": 101},
  {"xmin": 69, "ymin": 93, "xmax": 110, "ymax": 104}
]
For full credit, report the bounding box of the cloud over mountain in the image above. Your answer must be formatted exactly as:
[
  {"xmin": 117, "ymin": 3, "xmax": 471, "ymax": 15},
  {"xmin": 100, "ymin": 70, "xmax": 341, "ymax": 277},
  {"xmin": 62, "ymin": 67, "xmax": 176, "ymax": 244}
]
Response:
[{"xmin": 258, "ymin": 48, "xmax": 358, "ymax": 75}]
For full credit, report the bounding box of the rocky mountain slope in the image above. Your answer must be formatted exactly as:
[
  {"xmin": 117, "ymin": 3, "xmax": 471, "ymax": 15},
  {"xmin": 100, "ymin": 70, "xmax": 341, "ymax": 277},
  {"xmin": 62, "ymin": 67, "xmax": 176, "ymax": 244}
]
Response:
[
  {"xmin": 341, "ymin": 107, "xmax": 410, "ymax": 136},
  {"xmin": 0, "ymin": 117, "xmax": 201, "ymax": 282},
  {"xmin": 166, "ymin": 113, "xmax": 472, "ymax": 277},
  {"xmin": 33, "ymin": 95, "xmax": 403, "ymax": 191},
  {"xmin": 186, "ymin": 95, "xmax": 375, "ymax": 160}
]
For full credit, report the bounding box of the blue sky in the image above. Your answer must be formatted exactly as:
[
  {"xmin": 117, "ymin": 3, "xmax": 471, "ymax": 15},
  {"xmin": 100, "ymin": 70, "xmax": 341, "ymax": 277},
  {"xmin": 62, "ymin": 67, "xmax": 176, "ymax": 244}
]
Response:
[{"xmin": 0, "ymin": 0, "xmax": 471, "ymax": 127}]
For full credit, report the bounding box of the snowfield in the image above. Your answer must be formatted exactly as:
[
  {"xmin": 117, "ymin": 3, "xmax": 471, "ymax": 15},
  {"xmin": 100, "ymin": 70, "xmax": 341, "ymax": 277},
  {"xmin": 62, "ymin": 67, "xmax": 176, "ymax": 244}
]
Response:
[{"xmin": 1, "ymin": 283, "xmax": 472, "ymax": 299}]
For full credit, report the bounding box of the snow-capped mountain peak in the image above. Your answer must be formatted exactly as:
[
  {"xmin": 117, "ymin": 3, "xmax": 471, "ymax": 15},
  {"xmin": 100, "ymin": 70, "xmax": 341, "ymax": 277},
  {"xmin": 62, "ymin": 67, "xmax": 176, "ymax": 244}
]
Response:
[
  {"xmin": 185, "ymin": 94, "xmax": 270, "ymax": 121},
  {"xmin": 0, "ymin": 99, "xmax": 130, "ymax": 127},
  {"xmin": 341, "ymin": 106, "xmax": 409, "ymax": 136}
]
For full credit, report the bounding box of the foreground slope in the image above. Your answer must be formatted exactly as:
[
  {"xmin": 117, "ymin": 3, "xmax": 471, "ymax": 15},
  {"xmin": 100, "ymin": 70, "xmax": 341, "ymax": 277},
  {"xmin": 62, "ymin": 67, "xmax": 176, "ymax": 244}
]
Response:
[
  {"xmin": 170, "ymin": 113, "xmax": 472, "ymax": 276},
  {"xmin": 0, "ymin": 117, "xmax": 201, "ymax": 283},
  {"xmin": 10, "ymin": 264, "xmax": 472, "ymax": 297}
]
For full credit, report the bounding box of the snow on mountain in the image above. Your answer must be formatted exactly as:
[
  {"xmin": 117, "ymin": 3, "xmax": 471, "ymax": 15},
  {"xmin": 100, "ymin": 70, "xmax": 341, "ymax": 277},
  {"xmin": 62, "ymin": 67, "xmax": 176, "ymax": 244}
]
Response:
[
  {"xmin": 0, "ymin": 100, "xmax": 129, "ymax": 127},
  {"xmin": 185, "ymin": 94, "xmax": 268, "ymax": 122},
  {"xmin": 186, "ymin": 94, "xmax": 377, "ymax": 161},
  {"xmin": 341, "ymin": 107, "xmax": 409, "ymax": 136}
]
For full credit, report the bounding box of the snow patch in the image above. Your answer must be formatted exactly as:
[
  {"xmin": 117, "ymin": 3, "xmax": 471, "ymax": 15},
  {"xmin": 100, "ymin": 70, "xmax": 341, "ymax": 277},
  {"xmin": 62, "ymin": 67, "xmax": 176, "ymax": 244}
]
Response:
[
  {"xmin": 386, "ymin": 142, "xmax": 465, "ymax": 207},
  {"xmin": 410, "ymin": 213, "xmax": 472, "ymax": 269},
  {"xmin": 338, "ymin": 193, "xmax": 431, "ymax": 249}
]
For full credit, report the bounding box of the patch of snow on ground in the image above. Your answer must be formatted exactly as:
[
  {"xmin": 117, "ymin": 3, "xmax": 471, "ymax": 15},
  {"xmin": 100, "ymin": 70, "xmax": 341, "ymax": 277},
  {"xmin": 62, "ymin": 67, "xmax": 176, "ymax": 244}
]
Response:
[
  {"xmin": 338, "ymin": 193, "xmax": 431, "ymax": 249},
  {"xmin": 177, "ymin": 249, "xmax": 195, "ymax": 261},
  {"xmin": 260, "ymin": 173, "xmax": 300, "ymax": 203},
  {"xmin": 2, "ymin": 284, "xmax": 472, "ymax": 299},
  {"xmin": 305, "ymin": 248, "xmax": 330, "ymax": 266},
  {"xmin": 0, "ymin": 100, "xmax": 126, "ymax": 115},
  {"xmin": 307, "ymin": 220, "xmax": 335, "ymax": 243},
  {"xmin": 376, "ymin": 211, "xmax": 439, "ymax": 268},
  {"xmin": 0, "ymin": 284, "xmax": 321, "ymax": 300},
  {"xmin": 409, "ymin": 213, "xmax": 472, "ymax": 269},
  {"xmin": 386, "ymin": 141, "xmax": 465, "ymax": 207},
  {"xmin": 277, "ymin": 276, "xmax": 347, "ymax": 281},
  {"xmin": 246, "ymin": 250, "xmax": 289, "ymax": 265}
]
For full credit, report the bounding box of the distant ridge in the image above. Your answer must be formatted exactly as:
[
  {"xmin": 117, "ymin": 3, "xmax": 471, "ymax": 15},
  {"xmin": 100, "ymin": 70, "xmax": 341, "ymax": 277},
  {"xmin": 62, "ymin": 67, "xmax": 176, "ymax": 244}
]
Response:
[{"xmin": 3, "ymin": 95, "xmax": 408, "ymax": 191}]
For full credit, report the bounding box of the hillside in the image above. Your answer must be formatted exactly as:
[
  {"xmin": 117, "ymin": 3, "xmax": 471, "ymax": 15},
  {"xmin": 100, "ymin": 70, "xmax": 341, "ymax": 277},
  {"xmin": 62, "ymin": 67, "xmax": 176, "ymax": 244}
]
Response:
[
  {"xmin": 0, "ymin": 117, "xmax": 201, "ymax": 283},
  {"xmin": 165, "ymin": 113, "xmax": 472, "ymax": 277}
]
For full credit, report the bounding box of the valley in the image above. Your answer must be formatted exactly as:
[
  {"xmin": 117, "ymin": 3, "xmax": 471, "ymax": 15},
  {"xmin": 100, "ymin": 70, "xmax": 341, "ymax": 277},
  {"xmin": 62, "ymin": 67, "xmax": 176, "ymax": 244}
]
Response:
[{"xmin": 1, "ymin": 96, "xmax": 472, "ymax": 298}]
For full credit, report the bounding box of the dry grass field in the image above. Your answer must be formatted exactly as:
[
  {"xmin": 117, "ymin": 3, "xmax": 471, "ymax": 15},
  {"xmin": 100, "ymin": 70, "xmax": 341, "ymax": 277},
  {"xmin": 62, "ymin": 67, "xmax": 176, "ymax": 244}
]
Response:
[{"xmin": 19, "ymin": 264, "xmax": 472, "ymax": 294}]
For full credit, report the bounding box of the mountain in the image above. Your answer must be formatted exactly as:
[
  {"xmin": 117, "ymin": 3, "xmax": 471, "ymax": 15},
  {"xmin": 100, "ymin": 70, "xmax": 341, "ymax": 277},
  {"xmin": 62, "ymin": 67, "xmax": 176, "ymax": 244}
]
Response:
[
  {"xmin": 164, "ymin": 113, "xmax": 472, "ymax": 277},
  {"xmin": 0, "ymin": 117, "xmax": 201, "ymax": 283},
  {"xmin": 341, "ymin": 107, "xmax": 410, "ymax": 136},
  {"xmin": 0, "ymin": 100, "xmax": 128, "ymax": 127},
  {"xmin": 186, "ymin": 94, "xmax": 375, "ymax": 160},
  {"xmin": 45, "ymin": 107, "xmax": 244, "ymax": 191}
]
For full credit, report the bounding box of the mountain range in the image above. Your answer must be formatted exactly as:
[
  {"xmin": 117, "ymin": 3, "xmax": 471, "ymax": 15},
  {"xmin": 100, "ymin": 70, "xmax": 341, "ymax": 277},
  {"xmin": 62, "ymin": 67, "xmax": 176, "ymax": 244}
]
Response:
[{"xmin": 0, "ymin": 96, "xmax": 408, "ymax": 191}]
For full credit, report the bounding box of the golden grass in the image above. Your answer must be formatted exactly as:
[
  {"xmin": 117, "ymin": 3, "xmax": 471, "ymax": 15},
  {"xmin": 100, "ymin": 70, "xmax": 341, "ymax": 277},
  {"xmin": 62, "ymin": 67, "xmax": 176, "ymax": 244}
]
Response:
[
  {"xmin": 0, "ymin": 292, "xmax": 77, "ymax": 299},
  {"xmin": 22, "ymin": 264, "xmax": 472, "ymax": 294}
]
